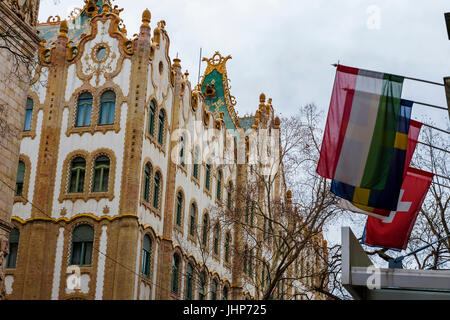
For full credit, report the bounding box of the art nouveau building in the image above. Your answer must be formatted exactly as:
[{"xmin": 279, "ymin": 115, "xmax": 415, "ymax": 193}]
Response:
[{"xmin": 3, "ymin": 0, "xmax": 328, "ymax": 300}]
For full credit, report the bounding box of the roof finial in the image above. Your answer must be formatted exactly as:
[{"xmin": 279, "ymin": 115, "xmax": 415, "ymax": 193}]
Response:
[
  {"xmin": 142, "ymin": 8, "xmax": 151, "ymax": 27},
  {"xmin": 59, "ymin": 20, "xmax": 69, "ymax": 37}
]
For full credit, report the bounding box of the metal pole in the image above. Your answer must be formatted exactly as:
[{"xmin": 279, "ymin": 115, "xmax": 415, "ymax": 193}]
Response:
[
  {"xmin": 332, "ymin": 64, "xmax": 444, "ymax": 87},
  {"xmin": 389, "ymin": 235, "xmax": 450, "ymax": 269}
]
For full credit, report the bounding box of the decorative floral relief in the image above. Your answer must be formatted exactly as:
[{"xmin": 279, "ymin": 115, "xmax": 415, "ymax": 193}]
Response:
[{"xmin": 80, "ymin": 21, "xmax": 119, "ymax": 87}]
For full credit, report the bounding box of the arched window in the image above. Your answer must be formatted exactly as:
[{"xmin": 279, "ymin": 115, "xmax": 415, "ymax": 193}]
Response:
[
  {"xmin": 199, "ymin": 271, "xmax": 206, "ymax": 300},
  {"xmin": 15, "ymin": 161, "xmax": 25, "ymax": 196},
  {"xmin": 92, "ymin": 156, "xmax": 110, "ymax": 192},
  {"xmin": 6, "ymin": 228, "xmax": 19, "ymax": 268},
  {"xmin": 142, "ymin": 235, "xmax": 151, "ymax": 278},
  {"xmin": 148, "ymin": 101, "xmax": 156, "ymax": 136},
  {"xmin": 175, "ymin": 191, "xmax": 183, "ymax": 227},
  {"xmin": 76, "ymin": 92, "xmax": 93, "ymax": 127},
  {"xmin": 157, "ymin": 110, "xmax": 165, "ymax": 145},
  {"xmin": 24, "ymin": 98, "xmax": 33, "ymax": 131},
  {"xmin": 201, "ymin": 213, "xmax": 209, "ymax": 247},
  {"xmin": 227, "ymin": 182, "xmax": 233, "ymax": 210},
  {"xmin": 143, "ymin": 163, "xmax": 151, "ymax": 202},
  {"xmin": 224, "ymin": 232, "xmax": 231, "ymax": 264},
  {"xmin": 189, "ymin": 203, "xmax": 197, "ymax": 237},
  {"xmin": 213, "ymin": 224, "xmax": 219, "ymax": 255},
  {"xmin": 216, "ymin": 170, "xmax": 222, "ymax": 201},
  {"xmin": 153, "ymin": 171, "xmax": 161, "ymax": 209},
  {"xmin": 180, "ymin": 134, "xmax": 186, "ymax": 167},
  {"xmin": 99, "ymin": 91, "xmax": 116, "ymax": 125},
  {"xmin": 171, "ymin": 254, "xmax": 180, "ymax": 294},
  {"xmin": 185, "ymin": 263, "xmax": 193, "ymax": 300},
  {"xmin": 222, "ymin": 285, "xmax": 229, "ymax": 301},
  {"xmin": 68, "ymin": 157, "xmax": 86, "ymax": 193},
  {"xmin": 193, "ymin": 147, "xmax": 199, "ymax": 179},
  {"xmin": 205, "ymin": 161, "xmax": 211, "ymax": 191},
  {"xmin": 71, "ymin": 225, "xmax": 94, "ymax": 266},
  {"xmin": 211, "ymin": 279, "xmax": 218, "ymax": 300}
]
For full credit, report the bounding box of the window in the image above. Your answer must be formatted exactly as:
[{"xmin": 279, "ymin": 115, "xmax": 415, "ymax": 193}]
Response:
[
  {"xmin": 189, "ymin": 203, "xmax": 196, "ymax": 237},
  {"xmin": 142, "ymin": 235, "xmax": 151, "ymax": 278},
  {"xmin": 92, "ymin": 156, "xmax": 110, "ymax": 192},
  {"xmin": 24, "ymin": 98, "xmax": 33, "ymax": 131},
  {"xmin": 222, "ymin": 285, "xmax": 229, "ymax": 300},
  {"xmin": 171, "ymin": 254, "xmax": 180, "ymax": 294},
  {"xmin": 70, "ymin": 225, "xmax": 94, "ymax": 266},
  {"xmin": 175, "ymin": 191, "xmax": 183, "ymax": 227},
  {"xmin": 224, "ymin": 233, "xmax": 231, "ymax": 264},
  {"xmin": 157, "ymin": 110, "xmax": 165, "ymax": 145},
  {"xmin": 148, "ymin": 101, "xmax": 156, "ymax": 136},
  {"xmin": 68, "ymin": 157, "xmax": 86, "ymax": 193},
  {"xmin": 185, "ymin": 263, "xmax": 193, "ymax": 300},
  {"xmin": 6, "ymin": 228, "xmax": 19, "ymax": 268},
  {"xmin": 143, "ymin": 164, "xmax": 151, "ymax": 202},
  {"xmin": 153, "ymin": 172, "xmax": 161, "ymax": 209},
  {"xmin": 211, "ymin": 279, "xmax": 218, "ymax": 300},
  {"xmin": 213, "ymin": 224, "xmax": 219, "ymax": 255},
  {"xmin": 227, "ymin": 182, "xmax": 233, "ymax": 210},
  {"xmin": 216, "ymin": 171, "xmax": 222, "ymax": 201},
  {"xmin": 193, "ymin": 147, "xmax": 199, "ymax": 179},
  {"xmin": 180, "ymin": 134, "xmax": 186, "ymax": 167},
  {"xmin": 201, "ymin": 213, "xmax": 209, "ymax": 247},
  {"xmin": 76, "ymin": 92, "xmax": 93, "ymax": 127},
  {"xmin": 99, "ymin": 91, "xmax": 116, "ymax": 125},
  {"xmin": 205, "ymin": 162, "xmax": 211, "ymax": 191},
  {"xmin": 15, "ymin": 161, "xmax": 25, "ymax": 196},
  {"xmin": 199, "ymin": 271, "xmax": 206, "ymax": 300}
]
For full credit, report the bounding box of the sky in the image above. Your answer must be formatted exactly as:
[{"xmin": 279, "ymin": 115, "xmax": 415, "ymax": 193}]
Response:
[{"xmin": 38, "ymin": 0, "xmax": 450, "ymax": 247}]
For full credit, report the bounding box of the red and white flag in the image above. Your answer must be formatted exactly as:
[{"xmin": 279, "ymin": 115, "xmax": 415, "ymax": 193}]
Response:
[{"xmin": 362, "ymin": 167, "xmax": 434, "ymax": 251}]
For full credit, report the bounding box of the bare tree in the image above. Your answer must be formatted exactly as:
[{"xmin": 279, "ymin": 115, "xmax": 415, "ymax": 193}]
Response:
[{"xmin": 203, "ymin": 104, "xmax": 349, "ymax": 300}]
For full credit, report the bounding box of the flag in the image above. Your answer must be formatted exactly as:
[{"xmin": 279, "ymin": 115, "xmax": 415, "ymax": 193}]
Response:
[
  {"xmin": 317, "ymin": 65, "xmax": 407, "ymax": 199},
  {"xmin": 336, "ymin": 119, "xmax": 422, "ymax": 218},
  {"xmin": 362, "ymin": 167, "xmax": 434, "ymax": 251}
]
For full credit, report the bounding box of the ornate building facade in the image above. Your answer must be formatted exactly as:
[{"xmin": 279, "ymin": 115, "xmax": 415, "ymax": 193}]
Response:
[
  {"xmin": 0, "ymin": 0, "xmax": 41, "ymax": 300},
  {"xmin": 3, "ymin": 0, "xmax": 328, "ymax": 300}
]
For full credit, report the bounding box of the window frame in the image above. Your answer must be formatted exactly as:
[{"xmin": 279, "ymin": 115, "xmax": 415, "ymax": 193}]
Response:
[
  {"xmin": 98, "ymin": 90, "xmax": 116, "ymax": 126},
  {"xmin": 76, "ymin": 92, "xmax": 93, "ymax": 128}
]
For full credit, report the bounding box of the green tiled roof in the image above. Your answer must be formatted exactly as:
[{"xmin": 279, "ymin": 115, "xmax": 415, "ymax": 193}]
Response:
[
  {"xmin": 238, "ymin": 117, "xmax": 255, "ymax": 131},
  {"xmin": 37, "ymin": 0, "xmax": 107, "ymax": 45}
]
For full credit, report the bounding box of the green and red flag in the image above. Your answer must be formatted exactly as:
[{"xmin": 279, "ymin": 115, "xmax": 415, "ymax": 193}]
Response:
[{"xmin": 317, "ymin": 64, "xmax": 410, "ymax": 211}]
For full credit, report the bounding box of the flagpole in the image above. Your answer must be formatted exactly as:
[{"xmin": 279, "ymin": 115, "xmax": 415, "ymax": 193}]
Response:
[
  {"xmin": 389, "ymin": 235, "xmax": 450, "ymax": 269},
  {"xmin": 332, "ymin": 63, "xmax": 445, "ymax": 87},
  {"xmin": 414, "ymin": 101, "xmax": 448, "ymax": 111}
]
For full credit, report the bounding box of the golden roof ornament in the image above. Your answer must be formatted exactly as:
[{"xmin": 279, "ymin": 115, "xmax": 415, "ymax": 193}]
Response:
[
  {"xmin": 274, "ymin": 117, "xmax": 281, "ymax": 128},
  {"xmin": 102, "ymin": 2, "xmax": 111, "ymax": 13},
  {"xmin": 59, "ymin": 20, "xmax": 69, "ymax": 37},
  {"xmin": 173, "ymin": 58, "xmax": 181, "ymax": 68},
  {"xmin": 259, "ymin": 93, "xmax": 266, "ymax": 104},
  {"xmin": 142, "ymin": 9, "xmax": 151, "ymax": 27}
]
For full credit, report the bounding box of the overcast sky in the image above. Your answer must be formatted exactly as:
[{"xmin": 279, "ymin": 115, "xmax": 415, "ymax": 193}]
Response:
[{"xmin": 38, "ymin": 0, "xmax": 450, "ymax": 246}]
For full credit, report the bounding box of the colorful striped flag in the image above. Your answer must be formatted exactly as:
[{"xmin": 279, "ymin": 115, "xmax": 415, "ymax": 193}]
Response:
[
  {"xmin": 317, "ymin": 64, "xmax": 410, "ymax": 210},
  {"xmin": 334, "ymin": 118, "xmax": 422, "ymax": 216},
  {"xmin": 362, "ymin": 168, "xmax": 434, "ymax": 251}
]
